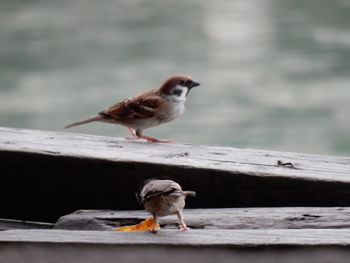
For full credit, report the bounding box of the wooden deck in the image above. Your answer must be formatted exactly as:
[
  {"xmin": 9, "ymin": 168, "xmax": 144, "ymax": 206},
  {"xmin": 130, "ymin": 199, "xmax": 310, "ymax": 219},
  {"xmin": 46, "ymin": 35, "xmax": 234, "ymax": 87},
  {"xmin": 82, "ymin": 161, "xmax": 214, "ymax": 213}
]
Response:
[
  {"xmin": 1, "ymin": 127, "xmax": 350, "ymax": 222},
  {"xmin": 1, "ymin": 207, "xmax": 349, "ymax": 247},
  {"xmin": 1, "ymin": 127, "xmax": 350, "ymax": 261}
]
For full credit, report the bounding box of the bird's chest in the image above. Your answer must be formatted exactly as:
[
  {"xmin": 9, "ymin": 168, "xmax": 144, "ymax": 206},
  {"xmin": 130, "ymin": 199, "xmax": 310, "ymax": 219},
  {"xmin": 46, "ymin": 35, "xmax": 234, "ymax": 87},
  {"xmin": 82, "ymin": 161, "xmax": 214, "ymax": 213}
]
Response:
[{"xmin": 159, "ymin": 98, "xmax": 186, "ymax": 123}]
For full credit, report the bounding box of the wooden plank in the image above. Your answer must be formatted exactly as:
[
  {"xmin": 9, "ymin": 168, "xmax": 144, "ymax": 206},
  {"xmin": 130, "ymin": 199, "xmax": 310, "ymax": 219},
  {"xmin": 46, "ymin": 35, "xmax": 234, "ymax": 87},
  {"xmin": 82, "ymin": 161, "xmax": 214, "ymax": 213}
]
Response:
[
  {"xmin": 1, "ymin": 229, "xmax": 350, "ymax": 247},
  {"xmin": 54, "ymin": 208, "xmax": 350, "ymax": 231},
  {"xmin": 1, "ymin": 244, "xmax": 350, "ymax": 263},
  {"xmin": 0, "ymin": 218, "xmax": 53, "ymax": 231},
  {"xmin": 1, "ymin": 127, "xmax": 349, "ymax": 182},
  {"xmin": 1, "ymin": 127, "xmax": 350, "ymax": 222}
]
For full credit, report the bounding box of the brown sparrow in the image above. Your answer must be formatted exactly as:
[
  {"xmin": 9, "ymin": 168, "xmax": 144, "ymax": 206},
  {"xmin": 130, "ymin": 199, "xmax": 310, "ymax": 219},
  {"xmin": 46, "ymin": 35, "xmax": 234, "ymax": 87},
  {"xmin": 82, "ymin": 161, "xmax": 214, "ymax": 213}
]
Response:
[
  {"xmin": 64, "ymin": 74, "xmax": 200, "ymax": 142},
  {"xmin": 139, "ymin": 179, "xmax": 196, "ymax": 233}
]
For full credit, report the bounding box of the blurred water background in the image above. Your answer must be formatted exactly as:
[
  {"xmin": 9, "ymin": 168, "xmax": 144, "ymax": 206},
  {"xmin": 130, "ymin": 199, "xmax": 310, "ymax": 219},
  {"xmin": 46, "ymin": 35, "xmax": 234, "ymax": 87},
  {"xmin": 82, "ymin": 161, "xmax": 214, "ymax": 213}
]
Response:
[{"xmin": 1, "ymin": 0, "xmax": 350, "ymax": 156}]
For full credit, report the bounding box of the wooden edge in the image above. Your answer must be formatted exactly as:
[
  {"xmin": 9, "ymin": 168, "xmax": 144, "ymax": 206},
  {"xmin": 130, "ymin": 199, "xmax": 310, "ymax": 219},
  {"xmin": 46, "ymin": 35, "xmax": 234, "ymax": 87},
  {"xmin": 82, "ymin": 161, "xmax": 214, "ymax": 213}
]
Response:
[
  {"xmin": 1, "ymin": 229, "xmax": 350, "ymax": 247},
  {"xmin": 1, "ymin": 126, "xmax": 350, "ymax": 182}
]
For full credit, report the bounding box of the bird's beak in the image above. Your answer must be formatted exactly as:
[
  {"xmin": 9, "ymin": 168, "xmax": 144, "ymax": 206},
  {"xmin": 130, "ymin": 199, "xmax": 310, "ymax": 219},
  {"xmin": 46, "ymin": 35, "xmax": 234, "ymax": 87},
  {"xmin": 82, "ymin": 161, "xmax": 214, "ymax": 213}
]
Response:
[
  {"xmin": 186, "ymin": 80, "xmax": 200, "ymax": 96},
  {"xmin": 190, "ymin": 80, "xmax": 200, "ymax": 88}
]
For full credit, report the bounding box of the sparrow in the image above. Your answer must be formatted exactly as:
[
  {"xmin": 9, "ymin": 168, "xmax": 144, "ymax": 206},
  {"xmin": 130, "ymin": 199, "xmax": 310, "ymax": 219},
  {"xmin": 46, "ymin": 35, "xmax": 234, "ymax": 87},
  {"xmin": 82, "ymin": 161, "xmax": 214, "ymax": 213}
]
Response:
[
  {"xmin": 64, "ymin": 74, "xmax": 200, "ymax": 142},
  {"xmin": 139, "ymin": 179, "xmax": 196, "ymax": 233}
]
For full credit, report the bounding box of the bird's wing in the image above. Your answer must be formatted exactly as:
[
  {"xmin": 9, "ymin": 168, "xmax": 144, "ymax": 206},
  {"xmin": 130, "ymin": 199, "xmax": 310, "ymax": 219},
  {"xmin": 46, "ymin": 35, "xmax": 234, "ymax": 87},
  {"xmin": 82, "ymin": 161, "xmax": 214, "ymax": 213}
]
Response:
[
  {"xmin": 100, "ymin": 90, "xmax": 166, "ymax": 120},
  {"xmin": 140, "ymin": 180, "xmax": 182, "ymax": 203}
]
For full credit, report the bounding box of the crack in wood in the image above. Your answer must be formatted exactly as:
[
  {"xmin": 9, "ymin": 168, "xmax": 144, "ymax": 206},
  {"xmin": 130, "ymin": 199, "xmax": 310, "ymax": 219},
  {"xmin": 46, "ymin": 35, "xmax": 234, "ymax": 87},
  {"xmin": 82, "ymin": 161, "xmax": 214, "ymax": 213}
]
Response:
[
  {"xmin": 162, "ymin": 152, "xmax": 190, "ymax": 159},
  {"xmin": 277, "ymin": 160, "xmax": 297, "ymax": 169},
  {"xmin": 206, "ymin": 158, "xmax": 289, "ymax": 169},
  {"xmin": 40, "ymin": 150, "xmax": 61, "ymax": 155}
]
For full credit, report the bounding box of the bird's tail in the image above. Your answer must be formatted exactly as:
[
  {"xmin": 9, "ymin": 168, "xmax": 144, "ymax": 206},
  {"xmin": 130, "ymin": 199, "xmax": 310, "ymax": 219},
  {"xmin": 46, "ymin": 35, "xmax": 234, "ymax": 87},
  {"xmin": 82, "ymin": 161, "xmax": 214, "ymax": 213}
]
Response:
[
  {"xmin": 64, "ymin": 115, "xmax": 102, "ymax": 129},
  {"xmin": 184, "ymin": 191, "xmax": 196, "ymax": 197}
]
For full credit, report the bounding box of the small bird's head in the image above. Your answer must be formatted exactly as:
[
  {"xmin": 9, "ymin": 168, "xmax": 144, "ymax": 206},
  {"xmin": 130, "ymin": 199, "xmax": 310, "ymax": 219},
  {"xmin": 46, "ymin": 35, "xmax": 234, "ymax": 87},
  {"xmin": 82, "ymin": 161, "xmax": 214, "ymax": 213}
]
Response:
[{"xmin": 159, "ymin": 74, "xmax": 200, "ymax": 98}]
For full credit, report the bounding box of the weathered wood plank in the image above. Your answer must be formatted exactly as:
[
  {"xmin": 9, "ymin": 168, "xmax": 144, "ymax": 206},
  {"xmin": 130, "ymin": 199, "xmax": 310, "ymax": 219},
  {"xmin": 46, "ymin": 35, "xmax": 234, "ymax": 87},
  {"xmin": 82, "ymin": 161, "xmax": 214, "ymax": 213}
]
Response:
[
  {"xmin": 54, "ymin": 208, "xmax": 350, "ymax": 231},
  {"xmin": 1, "ymin": 229, "xmax": 350, "ymax": 247},
  {"xmin": 0, "ymin": 218, "xmax": 53, "ymax": 231},
  {"xmin": 1, "ymin": 127, "xmax": 350, "ymax": 222},
  {"xmin": 2, "ymin": 245, "xmax": 350, "ymax": 263},
  {"xmin": 1, "ymin": 127, "xmax": 349, "ymax": 182}
]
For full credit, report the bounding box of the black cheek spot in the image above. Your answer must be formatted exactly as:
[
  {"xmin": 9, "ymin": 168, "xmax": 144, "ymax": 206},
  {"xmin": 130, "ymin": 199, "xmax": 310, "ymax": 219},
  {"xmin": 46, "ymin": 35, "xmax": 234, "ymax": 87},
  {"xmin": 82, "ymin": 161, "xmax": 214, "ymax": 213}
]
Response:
[{"xmin": 173, "ymin": 89, "xmax": 183, "ymax": 96}]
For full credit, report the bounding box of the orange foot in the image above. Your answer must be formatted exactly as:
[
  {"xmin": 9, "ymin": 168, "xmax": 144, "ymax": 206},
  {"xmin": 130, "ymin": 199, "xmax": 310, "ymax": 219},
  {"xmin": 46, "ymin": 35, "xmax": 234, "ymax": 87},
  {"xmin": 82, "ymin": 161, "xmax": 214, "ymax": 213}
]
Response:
[
  {"xmin": 126, "ymin": 128, "xmax": 175, "ymax": 143},
  {"xmin": 139, "ymin": 135, "xmax": 175, "ymax": 143}
]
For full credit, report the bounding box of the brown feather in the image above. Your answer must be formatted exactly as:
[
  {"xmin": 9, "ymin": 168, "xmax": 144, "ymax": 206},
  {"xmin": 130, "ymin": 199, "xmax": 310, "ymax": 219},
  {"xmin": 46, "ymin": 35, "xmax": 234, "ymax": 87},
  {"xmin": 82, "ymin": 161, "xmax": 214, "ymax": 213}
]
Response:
[
  {"xmin": 140, "ymin": 179, "xmax": 197, "ymax": 203},
  {"xmin": 140, "ymin": 179, "xmax": 182, "ymax": 203},
  {"xmin": 101, "ymin": 89, "xmax": 166, "ymax": 121},
  {"xmin": 64, "ymin": 115, "xmax": 103, "ymax": 129}
]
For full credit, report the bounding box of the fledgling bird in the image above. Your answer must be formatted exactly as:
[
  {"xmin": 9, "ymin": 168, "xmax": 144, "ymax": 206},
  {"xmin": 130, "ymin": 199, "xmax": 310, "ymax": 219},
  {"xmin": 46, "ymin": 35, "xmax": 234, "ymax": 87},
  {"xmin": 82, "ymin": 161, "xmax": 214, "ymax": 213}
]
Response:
[
  {"xmin": 64, "ymin": 74, "xmax": 200, "ymax": 142},
  {"xmin": 139, "ymin": 179, "xmax": 196, "ymax": 233}
]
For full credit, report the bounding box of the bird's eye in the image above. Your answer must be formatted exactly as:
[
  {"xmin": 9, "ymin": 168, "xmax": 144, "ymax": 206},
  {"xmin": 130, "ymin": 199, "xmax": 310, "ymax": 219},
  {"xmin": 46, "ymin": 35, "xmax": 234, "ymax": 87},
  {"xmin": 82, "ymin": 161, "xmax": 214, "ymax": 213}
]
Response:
[{"xmin": 180, "ymin": 80, "xmax": 186, "ymax": 86}]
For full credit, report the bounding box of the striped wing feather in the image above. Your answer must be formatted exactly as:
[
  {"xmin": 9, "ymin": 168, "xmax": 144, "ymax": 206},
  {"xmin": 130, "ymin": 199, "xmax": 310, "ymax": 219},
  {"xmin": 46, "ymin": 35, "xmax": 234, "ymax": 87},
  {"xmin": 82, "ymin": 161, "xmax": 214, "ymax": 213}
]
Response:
[{"xmin": 100, "ymin": 90, "xmax": 165, "ymax": 120}]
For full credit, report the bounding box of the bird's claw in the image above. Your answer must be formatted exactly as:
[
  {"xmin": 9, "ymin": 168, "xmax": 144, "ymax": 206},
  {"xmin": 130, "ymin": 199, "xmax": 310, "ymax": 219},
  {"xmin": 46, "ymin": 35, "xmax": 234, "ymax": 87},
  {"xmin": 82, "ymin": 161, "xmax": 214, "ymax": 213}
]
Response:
[
  {"xmin": 150, "ymin": 222, "xmax": 160, "ymax": 234},
  {"xmin": 144, "ymin": 137, "xmax": 175, "ymax": 143},
  {"xmin": 178, "ymin": 225, "xmax": 189, "ymax": 231},
  {"xmin": 150, "ymin": 228, "xmax": 159, "ymax": 234},
  {"xmin": 125, "ymin": 135, "xmax": 174, "ymax": 143},
  {"xmin": 140, "ymin": 135, "xmax": 175, "ymax": 143}
]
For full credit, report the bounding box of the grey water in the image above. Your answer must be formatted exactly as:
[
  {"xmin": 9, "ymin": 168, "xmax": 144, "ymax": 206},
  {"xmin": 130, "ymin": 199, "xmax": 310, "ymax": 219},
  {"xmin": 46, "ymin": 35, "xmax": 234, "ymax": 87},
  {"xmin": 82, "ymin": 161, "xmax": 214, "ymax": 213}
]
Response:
[{"xmin": 1, "ymin": 0, "xmax": 350, "ymax": 156}]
